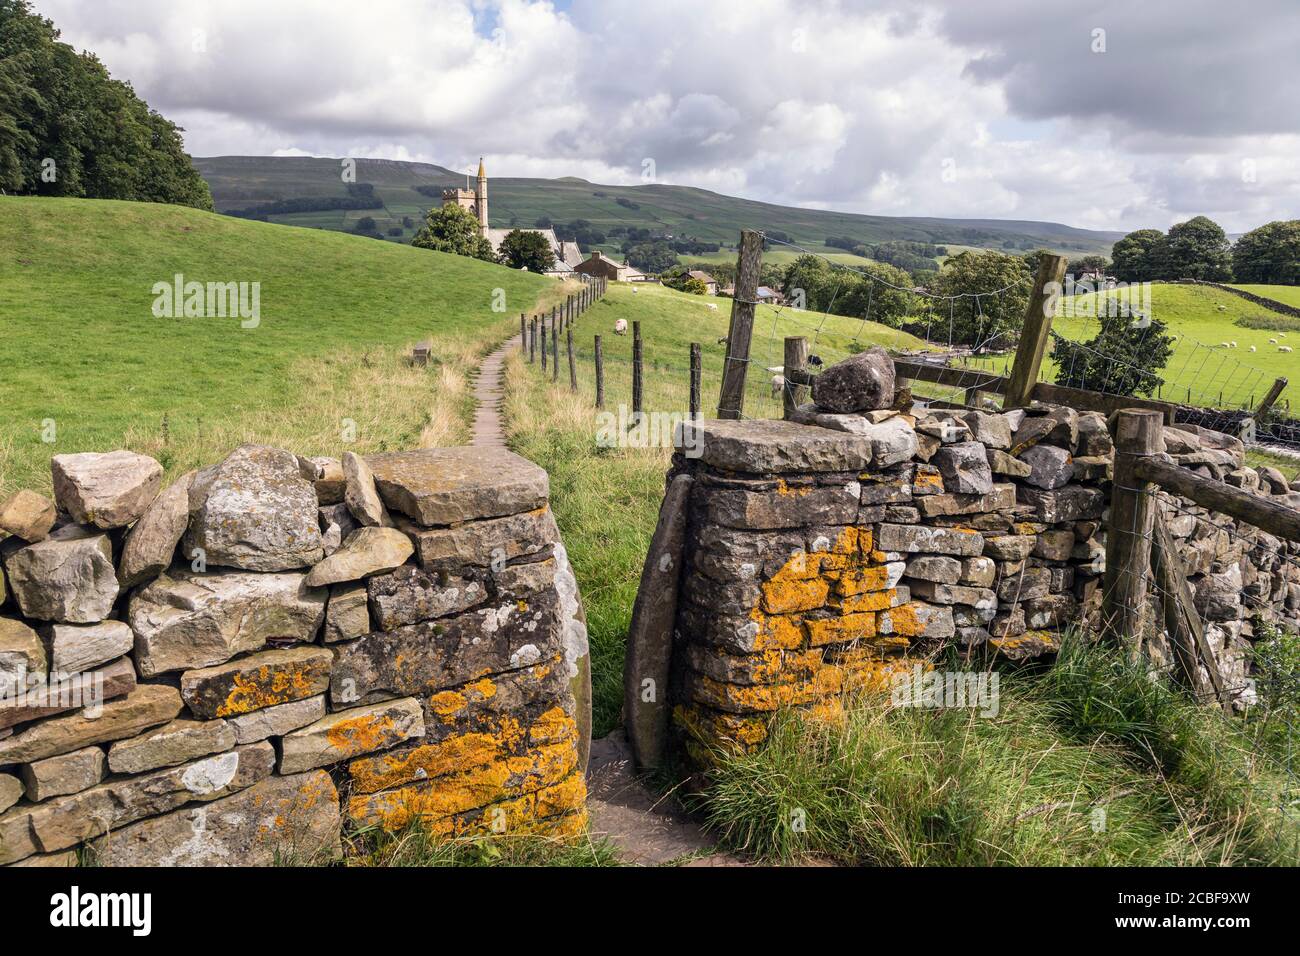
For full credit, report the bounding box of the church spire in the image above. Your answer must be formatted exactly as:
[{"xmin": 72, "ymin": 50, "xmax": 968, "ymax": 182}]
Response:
[{"xmin": 477, "ymin": 156, "xmax": 486, "ymax": 179}]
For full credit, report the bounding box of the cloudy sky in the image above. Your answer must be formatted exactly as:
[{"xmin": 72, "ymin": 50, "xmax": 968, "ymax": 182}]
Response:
[{"xmin": 32, "ymin": 0, "xmax": 1300, "ymax": 232}]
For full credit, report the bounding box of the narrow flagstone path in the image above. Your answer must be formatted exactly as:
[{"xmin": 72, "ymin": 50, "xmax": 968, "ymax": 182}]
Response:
[
  {"xmin": 469, "ymin": 328, "xmax": 742, "ymax": 866},
  {"xmin": 468, "ymin": 331, "xmax": 523, "ymax": 447}
]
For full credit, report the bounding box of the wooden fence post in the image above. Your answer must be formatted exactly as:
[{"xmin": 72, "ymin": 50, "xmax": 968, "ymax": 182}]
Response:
[
  {"xmin": 632, "ymin": 320, "xmax": 644, "ymax": 422},
  {"xmin": 1253, "ymin": 376, "xmax": 1288, "ymax": 422},
  {"xmin": 1004, "ymin": 253, "xmax": 1068, "ymax": 409},
  {"xmin": 689, "ymin": 343, "xmax": 701, "ymax": 420},
  {"xmin": 1101, "ymin": 409, "xmax": 1165, "ymax": 654},
  {"xmin": 520, "ymin": 313, "xmax": 526, "ymax": 346},
  {"xmin": 529, "ymin": 318, "xmax": 537, "ymax": 363},
  {"xmin": 594, "ymin": 335, "xmax": 605, "ymax": 409},
  {"xmin": 567, "ymin": 326, "xmax": 577, "ymax": 392},
  {"xmin": 540, "ymin": 316, "xmax": 547, "ymax": 371},
  {"xmin": 716, "ymin": 229, "xmax": 764, "ymax": 419},
  {"xmin": 551, "ymin": 321, "xmax": 559, "ymax": 383},
  {"xmin": 783, "ymin": 336, "xmax": 809, "ymax": 418}
]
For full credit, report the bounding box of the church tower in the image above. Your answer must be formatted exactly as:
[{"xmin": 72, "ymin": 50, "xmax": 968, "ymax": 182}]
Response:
[{"xmin": 475, "ymin": 157, "xmax": 488, "ymax": 236}]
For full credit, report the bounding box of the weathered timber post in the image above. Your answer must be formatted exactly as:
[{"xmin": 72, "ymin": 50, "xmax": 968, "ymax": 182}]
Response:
[
  {"xmin": 1150, "ymin": 514, "xmax": 1229, "ymax": 709},
  {"xmin": 529, "ymin": 318, "xmax": 537, "ymax": 363},
  {"xmin": 1101, "ymin": 409, "xmax": 1165, "ymax": 654},
  {"xmin": 632, "ymin": 320, "xmax": 644, "ymax": 422},
  {"xmin": 567, "ymin": 327, "xmax": 577, "ymax": 392},
  {"xmin": 1254, "ymin": 376, "xmax": 1288, "ymax": 422},
  {"xmin": 689, "ymin": 343, "xmax": 701, "ymax": 419},
  {"xmin": 783, "ymin": 336, "xmax": 809, "ymax": 419},
  {"xmin": 540, "ymin": 316, "xmax": 547, "ymax": 371},
  {"xmin": 1004, "ymin": 253, "xmax": 1068, "ymax": 409},
  {"xmin": 717, "ymin": 229, "xmax": 763, "ymax": 419},
  {"xmin": 551, "ymin": 321, "xmax": 559, "ymax": 383},
  {"xmin": 594, "ymin": 335, "xmax": 605, "ymax": 409},
  {"xmin": 520, "ymin": 313, "xmax": 526, "ymax": 347}
]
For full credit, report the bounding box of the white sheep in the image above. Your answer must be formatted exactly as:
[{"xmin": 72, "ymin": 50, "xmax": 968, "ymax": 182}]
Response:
[
  {"xmin": 1220, "ymin": 341, "xmax": 1231, "ymax": 348},
  {"xmin": 1270, "ymin": 338, "xmax": 1279, "ymax": 344},
  {"xmin": 614, "ymin": 319, "xmax": 628, "ymax": 335},
  {"xmin": 1229, "ymin": 341, "xmax": 1237, "ymax": 348},
  {"xmin": 706, "ymin": 303, "xmax": 719, "ymax": 311},
  {"xmin": 1280, "ymin": 346, "xmax": 1293, "ymax": 353},
  {"xmin": 1249, "ymin": 345, "xmax": 1257, "ymax": 352},
  {"xmin": 771, "ymin": 374, "xmax": 785, "ymax": 398}
]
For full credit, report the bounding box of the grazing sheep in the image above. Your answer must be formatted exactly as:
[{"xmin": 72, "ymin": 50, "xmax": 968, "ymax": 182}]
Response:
[
  {"xmin": 771, "ymin": 374, "xmax": 785, "ymax": 398},
  {"xmin": 1270, "ymin": 338, "xmax": 1279, "ymax": 344},
  {"xmin": 706, "ymin": 303, "xmax": 719, "ymax": 311},
  {"xmin": 1220, "ymin": 341, "xmax": 1231, "ymax": 348},
  {"xmin": 1249, "ymin": 345, "xmax": 1257, "ymax": 352},
  {"xmin": 1280, "ymin": 346, "xmax": 1293, "ymax": 353},
  {"xmin": 1229, "ymin": 341, "xmax": 1237, "ymax": 348},
  {"xmin": 614, "ymin": 318, "xmax": 628, "ymax": 335}
]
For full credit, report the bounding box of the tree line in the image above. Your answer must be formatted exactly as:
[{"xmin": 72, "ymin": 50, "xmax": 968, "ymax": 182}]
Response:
[
  {"xmin": 0, "ymin": 0, "xmax": 212, "ymax": 210},
  {"xmin": 1112, "ymin": 215, "xmax": 1300, "ymax": 285}
]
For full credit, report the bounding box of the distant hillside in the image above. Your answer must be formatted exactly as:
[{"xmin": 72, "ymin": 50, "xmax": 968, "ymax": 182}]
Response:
[{"xmin": 194, "ymin": 155, "xmax": 1122, "ymax": 257}]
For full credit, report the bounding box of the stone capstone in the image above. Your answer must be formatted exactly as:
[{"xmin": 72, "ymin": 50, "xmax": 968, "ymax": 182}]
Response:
[
  {"xmin": 0, "ymin": 489, "xmax": 57, "ymax": 543},
  {"xmin": 810, "ymin": 347, "xmax": 896, "ymax": 413},
  {"xmin": 676, "ymin": 419, "xmax": 874, "ymax": 475},
  {"xmin": 342, "ymin": 451, "xmax": 392, "ymax": 528},
  {"xmin": 367, "ymin": 446, "xmax": 549, "ymax": 526},
  {"xmin": 51, "ymin": 450, "xmax": 162, "ymax": 529},
  {"xmin": 118, "ymin": 472, "xmax": 193, "ymax": 587},
  {"xmin": 185, "ymin": 444, "xmax": 324, "ymax": 572},
  {"xmin": 3, "ymin": 526, "xmax": 118, "ymax": 623}
]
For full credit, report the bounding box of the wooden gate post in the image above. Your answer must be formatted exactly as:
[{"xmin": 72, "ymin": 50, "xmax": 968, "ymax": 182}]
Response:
[
  {"xmin": 783, "ymin": 336, "xmax": 809, "ymax": 418},
  {"xmin": 1254, "ymin": 376, "xmax": 1288, "ymax": 422},
  {"xmin": 567, "ymin": 326, "xmax": 577, "ymax": 392},
  {"xmin": 1101, "ymin": 409, "xmax": 1166, "ymax": 653},
  {"xmin": 689, "ymin": 342, "xmax": 702, "ymax": 419},
  {"xmin": 1004, "ymin": 253, "xmax": 1068, "ymax": 409},
  {"xmin": 716, "ymin": 229, "xmax": 764, "ymax": 419},
  {"xmin": 632, "ymin": 320, "xmax": 644, "ymax": 423}
]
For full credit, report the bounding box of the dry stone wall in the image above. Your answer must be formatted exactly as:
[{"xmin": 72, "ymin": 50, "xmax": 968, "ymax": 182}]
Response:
[
  {"xmin": 662, "ymin": 403, "xmax": 1300, "ymax": 764},
  {"xmin": 0, "ymin": 444, "xmax": 589, "ymax": 866}
]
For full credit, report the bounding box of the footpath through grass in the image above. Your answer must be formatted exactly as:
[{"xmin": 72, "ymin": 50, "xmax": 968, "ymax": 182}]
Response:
[{"xmin": 0, "ymin": 196, "xmax": 573, "ymax": 496}]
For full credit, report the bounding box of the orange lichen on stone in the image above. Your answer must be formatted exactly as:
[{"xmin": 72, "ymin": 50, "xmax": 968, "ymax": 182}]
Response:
[
  {"xmin": 835, "ymin": 566, "xmax": 892, "ymax": 596},
  {"xmin": 839, "ymin": 652, "xmax": 919, "ymax": 693},
  {"xmin": 914, "ymin": 471, "xmax": 944, "ymax": 492},
  {"xmin": 219, "ymin": 665, "xmax": 318, "ymax": 717},
  {"xmin": 673, "ymin": 703, "xmax": 771, "ymax": 752},
  {"xmin": 527, "ymin": 707, "xmax": 578, "ymax": 746},
  {"xmin": 348, "ymin": 732, "xmax": 504, "ymax": 794},
  {"xmin": 775, "ymin": 479, "xmax": 812, "ymax": 498},
  {"xmin": 880, "ymin": 602, "xmax": 930, "ymax": 637},
  {"xmin": 761, "ymin": 576, "xmax": 829, "ymax": 614},
  {"xmin": 348, "ymin": 740, "xmax": 578, "ymax": 831},
  {"xmin": 688, "ymin": 666, "xmax": 843, "ymax": 713},
  {"xmin": 744, "ymin": 607, "xmax": 805, "ymax": 651},
  {"xmin": 839, "ymin": 588, "xmax": 898, "ymax": 613},
  {"xmin": 325, "ymin": 713, "xmax": 397, "ymax": 755},
  {"xmin": 807, "ymin": 611, "xmax": 876, "ymax": 646}
]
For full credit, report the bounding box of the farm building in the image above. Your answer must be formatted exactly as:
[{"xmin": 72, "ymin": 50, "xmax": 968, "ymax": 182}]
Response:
[
  {"xmin": 685, "ymin": 269, "xmax": 720, "ymax": 294},
  {"xmin": 574, "ymin": 250, "xmax": 650, "ymax": 282}
]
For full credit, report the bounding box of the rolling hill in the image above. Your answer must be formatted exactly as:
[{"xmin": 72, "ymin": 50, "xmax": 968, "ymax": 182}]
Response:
[
  {"xmin": 194, "ymin": 155, "xmax": 1123, "ymax": 257},
  {"xmin": 0, "ymin": 196, "xmax": 569, "ymax": 495}
]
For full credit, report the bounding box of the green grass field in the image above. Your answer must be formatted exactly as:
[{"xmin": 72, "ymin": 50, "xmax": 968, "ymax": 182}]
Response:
[
  {"xmin": 955, "ymin": 282, "xmax": 1300, "ymax": 410},
  {"xmin": 1233, "ymin": 284, "xmax": 1300, "ymax": 310},
  {"xmin": 0, "ymin": 196, "xmax": 571, "ymax": 496}
]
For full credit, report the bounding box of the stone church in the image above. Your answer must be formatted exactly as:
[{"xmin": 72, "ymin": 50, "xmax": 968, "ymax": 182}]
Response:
[{"xmin": 442, "ymin": 159, "xmax": 584, "ymax": 275}]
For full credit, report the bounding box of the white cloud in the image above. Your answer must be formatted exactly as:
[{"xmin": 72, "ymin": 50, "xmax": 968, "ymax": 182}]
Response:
[{"xmin": 29, "ymin": 0, "xmax": 1300, "ymax": 232}]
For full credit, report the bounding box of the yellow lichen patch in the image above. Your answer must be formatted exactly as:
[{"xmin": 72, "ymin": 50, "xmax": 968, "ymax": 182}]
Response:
[
  {"xmin": 805, "ymin": 697, "xmax": 846, "ymax": 727},
  {"xmin": 839, "ymin": 588, "xmax": 898, "ymax": 613},
  {"xmin": 528, "ymin": 707, "xmax": 578, "ymax": 746},
  {"xmin": 807, "ymin": 611, "xmax": 876, "ymax": 646},
  {"xmin": 688, "ymin": 666, "xmax": 843, "ymax": 713},
  {"xmin": 219, "ymin": 665, "xmax": 318, "ymax": 717},
  {"xmin": 348, "ymin": 740, "xmax": 577, "ymax": 830},
  {"xmin": 840, "ymin": 653, "xmax": 921, "ymax": 693},
  {"xmin": 347, "ymin": 732, "xmax": 504, "ymax": 794},
  {"xmin": 760, "ymin": 575, "xmax": 829, "ymax": 614},
  {"xmin": 775, "ymin": 478, "xmax": 812, "ymax": 498},
  {"xmin": 914, "ymin": 471, "xmax": 944, "ymax": 492},
  {"xmin": 744, "ymin": 607, "xmax": 806, "ymax": 651},
  {"xmin": 880, "ymin": 602, "xmax": 934, "ymax": 637},
  {"xmin": 835, "ymin": 566, "xmax": 892, "ymax": 596},
  {"xmin": 428, "ymin": 690, "xmax": 468, "ymax": 719},
  {"xmin": 673, "ymin": 703, "xmax": 771, "ymax": 752},
  {"xmin": 325, "ymin": 713, "xmax": 397, "ymax": 755},
  {"xmin": 532, "ymin": 772, "xmax": 587, "ymax": 818}
]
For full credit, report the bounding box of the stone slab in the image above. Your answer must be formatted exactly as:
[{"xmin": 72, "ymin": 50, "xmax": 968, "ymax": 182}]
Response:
[{"xmin": 367, "ymin": 446, "xmax": 549, "ymax": 526}]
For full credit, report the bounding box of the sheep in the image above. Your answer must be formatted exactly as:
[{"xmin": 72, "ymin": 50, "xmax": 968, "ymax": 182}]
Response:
[
  {"xmin": 1280, "ymin": 346, "xmax": 1293, "ymax": 353},
  {"xmin": 706, "ymin": 303, "xmax": 719, "ymax": 311},
  {"xmin": 1270, "ymin": 338, "xmax": 1279, "ymax": 344},
  {"xmin": 770, "ymin": 374, "xmax": 785, "ymax": 398},
  {"xmin": 614, "ymin": 319, "xmax": 628, "ymax": 335},
  {"xmin": 1249, "ymin": 345, "xmax": 1257, "ymax": 352},
  {"xmin": 1220, "ymin": 341, "xmax": 1231, "ymax": 348},
  {"xmin": 1229, "ymin": 341, "xmax": 1237, "ymax": 348}
]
